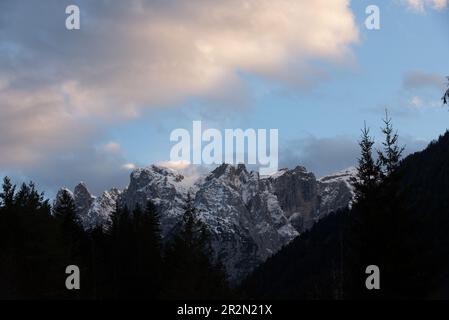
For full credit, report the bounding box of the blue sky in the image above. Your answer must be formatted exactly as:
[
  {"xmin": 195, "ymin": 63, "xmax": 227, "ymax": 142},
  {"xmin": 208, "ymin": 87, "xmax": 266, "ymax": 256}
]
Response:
[{"xmin": 0, "ymin": 0, "xmax": 448, "ymax": 195}]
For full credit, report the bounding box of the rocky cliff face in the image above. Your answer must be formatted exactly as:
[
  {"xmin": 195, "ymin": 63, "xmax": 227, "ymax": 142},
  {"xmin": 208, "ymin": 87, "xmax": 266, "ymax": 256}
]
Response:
[
  {"xmin": 317, "ymin": 167, "xmax": 355, "ymax": 217},
  {"xmin": 57, "ymin": 163, "xmax": 354, "ymax": 283},
  {"xmin": 266, "ymin": 166, "xmax": 319, "ymax": 231},
  {"xmin": 193, "ymin": 164, "xmax": 298, "ymax": 281},
  {"xmin": 119, "ymin": 165, "xmax": 191, "ymax": 237},
  {"xmin": 262, "ymin": 166, "xmax": 355, "ymax": 232}
]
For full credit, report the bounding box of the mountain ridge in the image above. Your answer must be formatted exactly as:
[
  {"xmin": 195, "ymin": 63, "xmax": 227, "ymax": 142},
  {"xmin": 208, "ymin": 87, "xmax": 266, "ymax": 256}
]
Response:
[{"xmin": 55, "ymin": 163, "xmax": 355, "ymax": 282}]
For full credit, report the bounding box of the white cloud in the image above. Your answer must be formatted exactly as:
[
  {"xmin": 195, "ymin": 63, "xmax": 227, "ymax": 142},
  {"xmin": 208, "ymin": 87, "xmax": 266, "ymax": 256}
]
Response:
[
  {"xmin": 401, "ymin": 72, "xmax": 447, "ymax": 110},
  {"xmin": 157, "ymin": 161, "xmax": 212, "ymax": 186},
  {"xmin": 122, "ymin": 163, "xmax": 137, "ymax": 170},
  {"xmin": 102, "ymin": 142, "xmax": 122, "ymax": 154},
  {"xmin": 2, "ymin": 0, "xmax": 359, "ymax": 118},
  {"xmin": 402, "ymin": 0, "xmax": 448, "ymax": 12},
  {"xmin": 158, "ymin": 160, "xmax": 191, "ymax": 171},
  {"xmin": 0, "ymin": 85, "xmax": 96, "ymax": 167},
  {"xmin": 410, "ymin": 96, "xmax": 423, "ymax": 107},
  {"xmin": 407, "ymin": 96, "xmax": 443, "ymax": 109},
  {"xmin": 0, "ymin": 0, "xmax": 359, "ymax": 169}
]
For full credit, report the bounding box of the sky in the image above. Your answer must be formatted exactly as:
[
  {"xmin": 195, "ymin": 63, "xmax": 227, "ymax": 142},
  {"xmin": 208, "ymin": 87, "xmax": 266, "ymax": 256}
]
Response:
[{"xmin": 0, "ymin": 0, "xmax": 448, "ymax": 196}]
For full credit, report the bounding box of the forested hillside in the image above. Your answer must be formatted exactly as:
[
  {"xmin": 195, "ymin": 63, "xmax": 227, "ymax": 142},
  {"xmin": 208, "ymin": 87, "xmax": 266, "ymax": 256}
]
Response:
[{"xmin": 241, "ymin": 130, "xmax": 449, "ymax": 299}]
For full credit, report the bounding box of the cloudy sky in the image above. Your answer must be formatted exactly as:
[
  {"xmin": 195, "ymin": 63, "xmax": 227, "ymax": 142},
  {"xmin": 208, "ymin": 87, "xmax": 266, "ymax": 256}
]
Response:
[{"xmin": 0, "ymin": 0, "xmax": 448, "ymax": 196}]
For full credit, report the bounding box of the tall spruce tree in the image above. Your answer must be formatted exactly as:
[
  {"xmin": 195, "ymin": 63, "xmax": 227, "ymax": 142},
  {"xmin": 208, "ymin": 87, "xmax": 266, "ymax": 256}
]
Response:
[
  {"xmin": 0, "ymin": 177, "xmax": 15, "ymax": 209},
  {"xmin": 348, "ymin": 123, "xmax": 383, "ymax": 299},
  {"xmin": 377, "ymin": 110, "xmax": 405, "ymax": 177},
  {"xmin": 109, "ymin": 204, "xmax": 134, "ymax": 298},
  {"xmin": 53, "ymin": 190, "xmax": 84, "ymax": 251},
  {"xmin": 351, "ymin": 123, "xmax": 381, "ymax": 203},
  {"xmin": 163, "ymin": 193, "xmax": 230, "ymax": 299},
  {"xmin": 145, "ymin": 201, "xmax": 162, "ymax": 254},
  {"xmin": 132, "ymin": 201, "xmax": 163, "ymax": 298},
  {"xmin": 53, "ymin": 190, "xmax": 87, "ymax": 298}
]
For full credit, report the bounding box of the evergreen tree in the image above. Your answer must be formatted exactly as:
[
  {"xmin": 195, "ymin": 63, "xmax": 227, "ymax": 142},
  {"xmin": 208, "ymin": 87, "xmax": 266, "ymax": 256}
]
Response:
[
  {"xmin": 351, "ymin": 123, "xmax": 381, "ymax": 203},
  {"xmin": 349, "ymin": 117, "xmax": 409, "ymax": 299},
  {"xmin": 0, "ymin": 176, "xmax": 15, "ymax": 209},
  {"xmin": 131, "ymin": 201, "xmax": 163, "ymax": 298},
  {"xmin": 53, "ymin": 189, "xmax": 86, "ymax": 298},
  {"xmin": 103, "ymin": 201, "xmax": 165, "ymax": 299},
  {"xmin": 145, "ymin": 201, "xmax": 162, "ymax": 254},
  {"xmin": 14, "ymin": 182, "xmax": 51, "ymax": 215},
  {"xmin": 377, "ymin": 110, "xmax": 405, "ymax": 177},
  {"xmin": 53, "ymin": 190, "xmax": 77, "ymax": 220},
  {"xmin": 348, "ymin": 123, "xmax": 383, "ymax": 299},
  {"xmin": 0, "ymin": 179, "xmax": 63, "ymax": 299},
  {"xmin": 163, "ymin": 193, "xmax": 230, "ymax": 299},
  {"xmin": 88, "ymin": 225, "xmax": 114, "ymax": 299},
  {"xmin": 53, "ymin": 190, "xmax": 84, "ymax": 253},
  {"xmin": 109, "ymin": 204, "xmax": 134, "ymax": 298}
]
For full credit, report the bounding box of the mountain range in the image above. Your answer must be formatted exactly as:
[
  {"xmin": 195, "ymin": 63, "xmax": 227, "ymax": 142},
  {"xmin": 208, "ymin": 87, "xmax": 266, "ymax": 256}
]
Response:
[{"xmin": 55, "ymin": 163, "xmax": 355, "ymax": 283}]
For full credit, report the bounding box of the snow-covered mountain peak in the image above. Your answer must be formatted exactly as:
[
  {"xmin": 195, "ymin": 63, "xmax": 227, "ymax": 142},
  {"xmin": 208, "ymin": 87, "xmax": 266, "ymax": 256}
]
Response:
[
  {"xmin": 319, "ymin": 167, "xmax": 357, "ymax": 185},
  {"xmin": 263, "ymin": 165, "xmax": 315, "ymax": 182},
  {"xmin": 207, "ymin": 163, "xmax": 235, "ymax": 179},
  {"xmin": 85, "ymin": 188, "xmax": 122, "ymax": 230},
  {"xmin": 74, "ymin": 182, "xmax": 94, "ymax": 199},
  {"xmin": 262, "ymin": 167, "xmax": 288, "ymax": 179},
  {"xmin": 205, "ymin": 163, "xmax": 254, "ymax": 186},
  {"xmin": 317, "ymin": 167, "xmax": 356, "ymax": 215},
  {"xmin": 57, "ymin": 163, "xmax": 355, "ymax": 283},
  {"xmin": 286, "ymin": 165, "xmax": 315, "ymax": 179},
  {"xmin": 73, "ymin": 182, "xmax": 96, "ymax": 227},
  {"xmin": 132, "ymin": 164, "xmax": 185, "ymax": 184}
]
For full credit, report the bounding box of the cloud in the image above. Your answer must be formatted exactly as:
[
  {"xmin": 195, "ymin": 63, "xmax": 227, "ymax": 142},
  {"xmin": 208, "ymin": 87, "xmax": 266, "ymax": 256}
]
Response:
[
  {"xmin": 399, "ymin": 71, "xmax": 447, "ymax": 111},
  {"xmin": 280, "ymin": 134, "xmax": 429, "ymax": 178},
  {"xmin": 1, "ymin": 0, "xmax": 359, "ymax": 119},
  {"xmin": 403, "ymin": 71, "xmax": 446, "ymax": 90},
  {"xmin": 280, "ymin": 135, "xmax": 359, "ymax": 177},
  {"xmin": 0, "ymin": 0, "xmax": 360, "ymax": 191},
  {"xmin": 406, "ymin": 95, "xmax": 443, "ymax": 109},
  {"xmin": 409, "ymin": 95, "xmax": 423, "ymax": 107},
  {"xmin": 402, "ymin": 0, "xmax": 448, "ymax": 12},
  {"xmin": 158, "ymin": 161, "xmax": 212, "ymax": 186},
  {"xmin": 0, "ymin": 85, "xmax": 98, "ymax": 167},
  {"xmin": 121, "ymin": 163, "xmax": 137, "ymax": 170},
  {"xmin": 6, "ymin": 144, "xmax": 134, "ymax": 196},
  {"xmin": 0, "ymin": 84, "xmax": 133, "ymax": 194},
  {"xmin": 102, "ymin": 142, "xmax": 122, "ymax": 154},
  {"xmin": 158, "ymin": 160, "xmax": 191, "ymax": 171}
]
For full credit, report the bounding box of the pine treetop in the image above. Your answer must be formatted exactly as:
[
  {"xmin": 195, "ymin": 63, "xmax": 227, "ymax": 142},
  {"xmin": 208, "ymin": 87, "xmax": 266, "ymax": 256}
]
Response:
[
  {"xmin": 377, "ymin": 110, "xmax": 405, "ymax": 176},
  {"xmin": 351, "ymin": 122, "xmax": 381, "ymax": 203}
]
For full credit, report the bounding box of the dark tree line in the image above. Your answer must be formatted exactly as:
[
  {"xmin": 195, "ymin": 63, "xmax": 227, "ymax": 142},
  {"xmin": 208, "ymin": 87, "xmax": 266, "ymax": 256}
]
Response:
[{"xmin": 0, "ymin": 182, "xmax": 231, "ymax": 299}]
